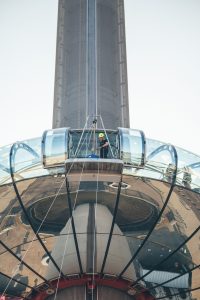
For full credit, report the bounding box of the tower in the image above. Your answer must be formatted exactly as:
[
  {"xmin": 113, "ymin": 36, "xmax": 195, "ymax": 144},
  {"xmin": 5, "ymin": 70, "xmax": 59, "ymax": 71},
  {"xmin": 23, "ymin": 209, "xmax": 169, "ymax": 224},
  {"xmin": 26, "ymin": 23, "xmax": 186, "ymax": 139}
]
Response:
[
  {"xmin": 53, "ymin": 0, "xmax": 129, "ymax": 129},
  {"xmin": 0, "ymin": 1, "xmax": 200, "ymax": 300}
]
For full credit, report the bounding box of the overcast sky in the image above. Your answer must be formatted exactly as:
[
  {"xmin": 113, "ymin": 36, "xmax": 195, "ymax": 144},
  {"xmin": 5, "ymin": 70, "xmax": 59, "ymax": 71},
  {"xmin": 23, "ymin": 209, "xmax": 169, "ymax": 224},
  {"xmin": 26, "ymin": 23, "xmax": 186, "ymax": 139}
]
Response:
[{"xmin": 0, "ymin": 0, "xmax": 200, "ymax": 155}]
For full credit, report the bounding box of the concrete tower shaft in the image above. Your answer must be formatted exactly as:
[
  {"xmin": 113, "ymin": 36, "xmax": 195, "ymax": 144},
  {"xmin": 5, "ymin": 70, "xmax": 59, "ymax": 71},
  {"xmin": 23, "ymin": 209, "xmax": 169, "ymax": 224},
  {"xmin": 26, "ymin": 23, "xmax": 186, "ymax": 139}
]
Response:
[{"xmin": 53, "ymin": 0, "xmax": 130, "ymax": 129}]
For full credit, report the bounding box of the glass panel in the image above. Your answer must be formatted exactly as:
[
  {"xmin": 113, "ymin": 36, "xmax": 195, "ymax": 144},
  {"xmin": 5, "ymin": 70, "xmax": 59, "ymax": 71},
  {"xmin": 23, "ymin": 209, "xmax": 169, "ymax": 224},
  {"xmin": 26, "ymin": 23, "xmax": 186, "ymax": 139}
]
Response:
[
  {"xmin": 118, "ymin": 128, "xmax": 145, "ymax": 166},
  {"xmin": 22, "ymin": 137, "xmax": 41, "ymax": 158},
  {"xmin": 42, "ymin": 128, "xmax": 69, "ymax": 168},
  {"xmin": 69, "ymin": 130, "xmax": 119, "ymax": 159},
  {"xmin": 13, "ymin": 146, "xmax": 39, "ymax": 173},
  {"xmin": 0, "ymin": 144, "xmax": 12, "ymax": 184},
  {"xmin": 146, "ymin": 138, "xmax": 200, "ymax": 192},
  {"xmin": 143, "ymin": 144, "xmax": 176, "ymax": 182}
]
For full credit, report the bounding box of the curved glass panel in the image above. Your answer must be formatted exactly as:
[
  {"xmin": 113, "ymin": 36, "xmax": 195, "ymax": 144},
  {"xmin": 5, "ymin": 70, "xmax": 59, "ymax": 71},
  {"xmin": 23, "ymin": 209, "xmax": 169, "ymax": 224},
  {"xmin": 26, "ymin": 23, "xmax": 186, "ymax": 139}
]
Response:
[
  {"xmin": 0, "ymin": 144, "xmax": 12, "ymax": 185},
  {"xmin": 42, "ymin": 128, "xmax": 69, "ymax": 168},
  {"xmin": 68, "ymin": 129, "xmax": 119, "ymax": 159},
  {"xmin": 0, "ymin": 130, "xmax": 200, "ymax": 193},
  {"xmin": 0, "ymin": 140, "xmax": 200, "ymax": 298},
  {"xmin": 144, "ymin": 138, "xmax": 200, "ymax": 192},
  {"xmin": 118, "ymin": 128, "xmax": 145, "ymax": 167},
  {"xmin": 144, "ymin": 144, "xmax": 176, "ymax": 182}
]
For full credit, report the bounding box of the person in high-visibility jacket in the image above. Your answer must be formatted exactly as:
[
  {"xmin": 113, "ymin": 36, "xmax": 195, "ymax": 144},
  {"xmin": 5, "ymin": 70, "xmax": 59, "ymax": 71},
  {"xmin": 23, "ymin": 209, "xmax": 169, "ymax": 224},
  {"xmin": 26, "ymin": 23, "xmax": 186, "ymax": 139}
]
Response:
[{"xmin": 98, "ymin": 133, "xmax": 109, "ymax": 158}]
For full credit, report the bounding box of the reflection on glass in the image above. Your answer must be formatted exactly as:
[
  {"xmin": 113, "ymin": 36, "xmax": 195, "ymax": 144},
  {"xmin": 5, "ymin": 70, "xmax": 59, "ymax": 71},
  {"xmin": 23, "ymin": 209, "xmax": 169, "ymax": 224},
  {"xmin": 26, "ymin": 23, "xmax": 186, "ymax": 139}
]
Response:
[
  {"xmin": 42, "ymin": 128, "xmax": 69, "ymax": 167},
  {"xmin": 119, "ymin": 128, "xmax": 145, "ymax": 166},
  {"xmin": 69, "ymin": 130, "xmax": 119, "ymax": 159}
]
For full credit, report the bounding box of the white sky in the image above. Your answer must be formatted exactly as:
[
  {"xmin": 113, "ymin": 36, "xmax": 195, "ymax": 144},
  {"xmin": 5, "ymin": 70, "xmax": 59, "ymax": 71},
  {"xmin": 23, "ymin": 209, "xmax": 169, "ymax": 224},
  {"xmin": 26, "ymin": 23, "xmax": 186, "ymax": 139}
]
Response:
[{"xmin": 0, "ymin": 0, "xmax": 200, "ymax": 155}]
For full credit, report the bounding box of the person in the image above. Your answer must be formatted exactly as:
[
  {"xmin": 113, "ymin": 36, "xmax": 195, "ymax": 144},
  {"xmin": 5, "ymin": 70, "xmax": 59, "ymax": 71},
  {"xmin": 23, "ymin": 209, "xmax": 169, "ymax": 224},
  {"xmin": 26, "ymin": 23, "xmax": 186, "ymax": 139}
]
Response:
[{"xmin": 98, "ymin": 133, "xmax": 109, "ymax": 158}]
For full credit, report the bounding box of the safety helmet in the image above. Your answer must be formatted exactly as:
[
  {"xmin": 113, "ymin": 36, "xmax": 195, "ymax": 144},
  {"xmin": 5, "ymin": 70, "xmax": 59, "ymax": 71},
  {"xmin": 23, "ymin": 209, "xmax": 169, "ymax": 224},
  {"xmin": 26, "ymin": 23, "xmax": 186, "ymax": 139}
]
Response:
[{"xmin": 98, "ymin": 133, "xmax": 105, "ymax": 138}]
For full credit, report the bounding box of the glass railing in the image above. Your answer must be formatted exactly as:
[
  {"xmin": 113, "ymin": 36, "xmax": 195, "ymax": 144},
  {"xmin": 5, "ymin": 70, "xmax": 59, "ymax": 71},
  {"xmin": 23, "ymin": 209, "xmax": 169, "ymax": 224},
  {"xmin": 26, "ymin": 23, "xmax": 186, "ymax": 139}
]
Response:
[
  {"xmin": 1, "ymin": 130, "xmax": 200, "ymax": 194},
  {"xmin": 68, "ymin": 129, "xmax": 119, "ymax": 159},
  {"xmin": 42, "ymin": 128, "xmax": 69, "ymax": 168},
  {"xmin": 118, "ymin": 128, "xmax": 146, "ymax": 167}
]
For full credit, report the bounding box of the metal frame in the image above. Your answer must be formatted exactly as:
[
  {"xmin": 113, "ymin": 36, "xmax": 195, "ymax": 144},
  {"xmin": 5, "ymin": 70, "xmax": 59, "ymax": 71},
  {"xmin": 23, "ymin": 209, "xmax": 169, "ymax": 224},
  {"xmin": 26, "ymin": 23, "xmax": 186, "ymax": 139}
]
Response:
[
  {"xmin": 140, "ymin": 130, "xmax": 146, "ymax": 166},
  {"xmin": 0, "ymin": 270, "xmax": 36, "ymax": 293},
  {"xmin": 186, "ymin": 162, "xmax": 200, "ymax": 169},
  {"xmin": 65, "ymin": 177, "xmax": 83, "ymax": 274},
  {"xmin": 147, "ymin": 144, "xmax": 175, "ymax": 162},
  {"xmin": 118, "ymin": 144, "xmax": 178, "ymax": 278},
  {"xmin": 118, "ymin": 127, "xmax": 146, "ymax": 166},
  {"xmin": 147, "ymin": 263, "xmax": 200, "ymax": 293},
  {"xmin": 0, "ymin": 163, "xmax": 10, "ymax": 174},
  {"xmin": 100, "ymin": 175, "xmax": 123, "ymax": 275},
  {"xmin": 0, "ymin": 240, "xmax": 48, "ymax": 285},
  {"xmin": 155, "ymin": 286, "xmax": 200, "ymax": 300},
  {"xmin": 131, "ymin": 224, "xmax": 200, "ymax": 288},
  {"xmin": 10, "ymin": 142, "xmax": 39, "ymax": 173},
  {"xmin": 41, "ymin": 128, "xmax": 69, "ymax": 168},
  {"xmin": 9, "ymin": 142, "xmax": 66, "ymax": 279},
  {"xmin": 41, "ymin": 130, "xmax": 47, "ymax": 167}
]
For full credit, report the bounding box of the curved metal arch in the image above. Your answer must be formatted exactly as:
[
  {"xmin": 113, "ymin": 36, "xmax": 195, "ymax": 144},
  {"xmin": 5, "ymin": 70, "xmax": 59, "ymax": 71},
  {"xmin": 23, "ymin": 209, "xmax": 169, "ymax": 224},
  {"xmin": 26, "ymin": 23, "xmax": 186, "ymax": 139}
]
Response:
[
  {"xmin": 41, "ymin": 129, "xmax": 48, "ymax": 166},
  {"xmin": 147, "ymin": 144, "xmax": 176, "ymax": 163},
  {"xmin": 100, "ymin": 175, "xmax": 123, "ymax": 275},
  {"xmin": 65, "ymin": 178, "xmax": 83, "ymax": 274},
  {"xmin": 118, "ymin": 144, "xmax": 178, "ymax": 278},
  {"xmin": 140, "ymin": 129, "xmax": 146, "ymax": 166},
  {"xmin": 0, "ymin": 240, "xmax": 48, "ymax": 285},
  {"xmin": 131, "ymin": 224, "xmax": 200, "ymax": 288},
  {"xmin": 11, "ymin": 142, "xmax": 40, "ymax": 173},
  {"xmin": 9, "ymin": 143, "xmax": 66, "ymax": 279}
]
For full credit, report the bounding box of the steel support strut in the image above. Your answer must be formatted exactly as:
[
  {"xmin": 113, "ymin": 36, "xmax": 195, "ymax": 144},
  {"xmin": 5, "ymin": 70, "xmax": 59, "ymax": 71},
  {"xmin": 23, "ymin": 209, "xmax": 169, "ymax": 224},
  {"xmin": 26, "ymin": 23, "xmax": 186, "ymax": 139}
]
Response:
[
  {"xmin": 0, "ymin": 240, "xmax": 48, "ymax": 284},
  {"xmin": 119, "ymin": 144, "xmax": 178, "ymax": 278},
  {"xmin": 9, "ymin": 143, "xmax": 66, "ymax": 280},
  {"xmin": 65, "ymin": 177, "xmax": 83, "ymax": 274},
  {"xmin": 100, "ymin": 175, "xmax": 123, "ymax": 274},
  {"xmin": 131, "ymin": 224, "xmax": 200, "ymax": 288}
]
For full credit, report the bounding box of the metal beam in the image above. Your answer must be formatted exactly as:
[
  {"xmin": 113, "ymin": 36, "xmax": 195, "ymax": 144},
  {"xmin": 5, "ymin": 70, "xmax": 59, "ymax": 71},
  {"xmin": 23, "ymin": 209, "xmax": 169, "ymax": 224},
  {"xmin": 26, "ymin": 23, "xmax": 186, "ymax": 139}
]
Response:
[
  {"xmin": 9, "ymin": 142, "xmax": 66, "ymax": 279},
  {"xmin": 100, "ymin": 175, "xmax": 122, "ymax": 274},
  {"xmin": 131, "ymin": 225, "xmax": 200, "ymax": 287},
  {"xmin": 119, "ymin": 144, "xmax": 178, "ymax": 278},
  {"xmin": 0, "ymin": 240, "xmax": 48, "ymax": 285},
  {"xmin": 65, "ymin": 178, "xmax": 83, "ymax": 274}
]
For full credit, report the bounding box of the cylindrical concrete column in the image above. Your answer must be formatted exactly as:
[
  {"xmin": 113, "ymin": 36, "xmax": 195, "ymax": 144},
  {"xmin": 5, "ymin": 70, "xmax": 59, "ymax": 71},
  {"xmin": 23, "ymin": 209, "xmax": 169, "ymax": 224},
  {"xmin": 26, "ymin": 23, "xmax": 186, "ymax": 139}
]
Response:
[{"xmin": 53, "ymin": 0, "xmax": 130, "ymax": 130}]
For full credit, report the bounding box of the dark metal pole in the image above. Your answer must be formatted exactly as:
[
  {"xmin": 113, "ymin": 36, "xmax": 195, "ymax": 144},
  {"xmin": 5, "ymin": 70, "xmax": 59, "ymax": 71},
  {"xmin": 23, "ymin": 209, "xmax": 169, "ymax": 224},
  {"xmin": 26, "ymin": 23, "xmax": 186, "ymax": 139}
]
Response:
[
  {"xmin": 9, "ymin": 143, "xmax": 66, "ymax": 279},
  {"xmin": 119, "ymin": 144, "xmax": 178, "ymax": 278}
]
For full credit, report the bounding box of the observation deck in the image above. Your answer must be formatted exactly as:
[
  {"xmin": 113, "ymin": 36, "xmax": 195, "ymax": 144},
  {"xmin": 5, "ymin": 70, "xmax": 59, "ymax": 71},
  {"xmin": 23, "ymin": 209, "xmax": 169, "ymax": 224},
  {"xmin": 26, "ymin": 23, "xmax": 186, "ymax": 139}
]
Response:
[{"xmin": 0, "ymin": 127, "xmax": 200, "ymax": 299}]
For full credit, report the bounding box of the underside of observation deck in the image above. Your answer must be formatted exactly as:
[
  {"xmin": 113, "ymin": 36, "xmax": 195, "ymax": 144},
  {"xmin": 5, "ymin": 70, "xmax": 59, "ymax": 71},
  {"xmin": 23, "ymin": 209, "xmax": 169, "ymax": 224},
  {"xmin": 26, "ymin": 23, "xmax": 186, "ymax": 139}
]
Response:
[{"xmin": 0, "ymin": 127, "xmax": 200, "ymax": 299}]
